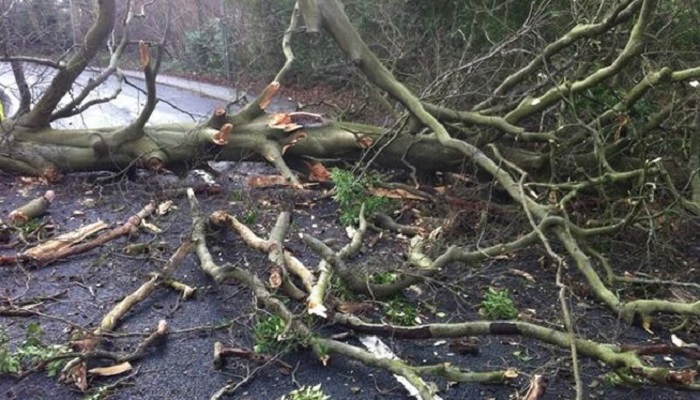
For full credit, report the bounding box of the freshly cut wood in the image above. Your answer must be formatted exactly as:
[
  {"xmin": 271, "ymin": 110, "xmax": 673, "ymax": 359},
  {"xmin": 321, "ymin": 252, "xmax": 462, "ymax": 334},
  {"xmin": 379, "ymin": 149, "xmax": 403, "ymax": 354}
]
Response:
[
  {"xmin": 8, "ymin": 190, "xmax": 55, "ymax": 225},
  {"xmin": 88, "ymin": 362, "xmax": 133, "ymax": 377},
  {"xmin": 23, "ymin": 221, "xmax": 109, "ymax": 259}
]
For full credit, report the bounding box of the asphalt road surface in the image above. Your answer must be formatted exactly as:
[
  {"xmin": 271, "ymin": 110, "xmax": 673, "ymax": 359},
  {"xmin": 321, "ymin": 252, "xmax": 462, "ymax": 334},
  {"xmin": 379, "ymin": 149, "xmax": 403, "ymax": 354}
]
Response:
[{"xmin": 0, "ymin": 63, "xmax": 251, "ymax": 128}]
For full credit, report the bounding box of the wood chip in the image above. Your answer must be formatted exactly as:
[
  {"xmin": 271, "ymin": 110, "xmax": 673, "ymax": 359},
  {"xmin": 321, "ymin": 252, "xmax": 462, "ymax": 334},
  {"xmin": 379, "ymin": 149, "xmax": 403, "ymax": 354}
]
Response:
[{"xmin": 88, "ymin": 361, "xmax": 133, "ymax": 377}]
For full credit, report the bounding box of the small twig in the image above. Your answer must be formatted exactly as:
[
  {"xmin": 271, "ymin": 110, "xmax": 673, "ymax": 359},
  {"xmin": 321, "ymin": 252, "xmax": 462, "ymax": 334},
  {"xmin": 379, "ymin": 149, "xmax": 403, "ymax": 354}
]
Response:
[
  {"xmin": 516, "ymin": 173, "xmax": 583, "ymax": 400},
  {"xmin": 615, "ymin": 275, "xmax": 700, "ymax": 290},
  {"xmin": 213, "ymin": 342, "xmax": 293, "ymax": 370},
  {"xmin": 210, "ymin": 364, "xmax": 267, "ymax": 400}
]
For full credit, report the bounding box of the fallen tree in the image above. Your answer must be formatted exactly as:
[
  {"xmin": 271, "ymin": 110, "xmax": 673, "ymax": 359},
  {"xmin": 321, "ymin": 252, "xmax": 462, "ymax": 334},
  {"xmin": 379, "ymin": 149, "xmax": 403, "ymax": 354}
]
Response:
[{"xmin": 0, "ymin": 0, "xmax": 698, "ymax": 398}]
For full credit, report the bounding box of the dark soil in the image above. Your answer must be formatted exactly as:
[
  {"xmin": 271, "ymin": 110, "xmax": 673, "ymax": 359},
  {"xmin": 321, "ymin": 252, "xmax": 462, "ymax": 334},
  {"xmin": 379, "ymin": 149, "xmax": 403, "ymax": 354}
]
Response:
[{"xmin": 0, "ymin": 163, "xmax": 698, "ymax": 400}]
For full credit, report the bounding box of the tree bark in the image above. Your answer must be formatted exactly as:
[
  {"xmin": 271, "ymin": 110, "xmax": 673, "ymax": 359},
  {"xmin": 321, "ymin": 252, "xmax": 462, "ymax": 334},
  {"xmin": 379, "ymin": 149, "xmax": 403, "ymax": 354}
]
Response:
[{"xmin": 18, "ymin": 0, "xmax": 116, "ymax": 128}]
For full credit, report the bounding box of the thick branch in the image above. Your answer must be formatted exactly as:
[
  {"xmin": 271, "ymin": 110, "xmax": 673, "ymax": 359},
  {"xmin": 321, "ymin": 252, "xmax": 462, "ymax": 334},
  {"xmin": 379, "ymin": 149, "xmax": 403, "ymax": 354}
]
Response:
[
  {"xmin": 51, "ymin": 0, "xmax": 137, "ymax": 121},
  {"xmin": 334, "ymin": 314, "xmax": 699, "ymax": 389},
  {"xmin": 18, "ymin": 0, "xmax": 116, "ymax": 128}
]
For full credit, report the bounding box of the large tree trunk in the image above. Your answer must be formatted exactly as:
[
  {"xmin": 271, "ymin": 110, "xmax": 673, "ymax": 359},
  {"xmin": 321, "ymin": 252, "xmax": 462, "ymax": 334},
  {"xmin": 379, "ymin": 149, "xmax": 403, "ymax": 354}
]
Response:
[{"xmin": 0, "ymin": 114, "xmax": 464, "ymax": 180}]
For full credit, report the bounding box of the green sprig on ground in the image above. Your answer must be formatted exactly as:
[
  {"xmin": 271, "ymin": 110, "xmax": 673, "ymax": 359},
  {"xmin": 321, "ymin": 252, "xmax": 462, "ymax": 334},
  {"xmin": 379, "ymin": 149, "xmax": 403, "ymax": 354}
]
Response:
[
  {"xmin": 0, "ymin": 323, "xmax": 70, "ymax": 377},
  {"xmin": 253, "ymin": 314, "xmax": 289, "ymax": 354},
  {"xmin": 280, "ymin": 384, "xmax": 331, "ymax": 400},
  {"xmin": 481, "ymin": 288, "xmax": 518, "ymax": 320},
  {"xmin": 331, "ymin": 167, "xmax": 393, "ymax": 226}
]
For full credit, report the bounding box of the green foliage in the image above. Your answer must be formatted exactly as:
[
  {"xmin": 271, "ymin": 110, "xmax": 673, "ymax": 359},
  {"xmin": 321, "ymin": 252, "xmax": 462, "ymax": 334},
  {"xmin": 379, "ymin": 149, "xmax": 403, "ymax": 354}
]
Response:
[
  {"xmin": 481, "ymin": 288, "xmax": 518, "ymax": 320},
  {"xmin": 82, "ymin": 386, "xmax": 111, "ymax": 400},
  {"xmin": 370, "ymin": 271, "xmax": 399, "ymax": 285},
  {"xmin": 330, "ymin": 276, "xmax": 357, "ymax": 302},
  {"xmin": 331, "ymin": 168, "xmax": 365, "ymax": 206},
  {"xmin": 0, "ymin": 326, "xmax": 21, "ymax": 375},
  {"xmin": 580, "ymin": 86, "xmax": 621, "ymax": 112},
  {"xmin": 655, "ymin": 1, "xmax": 700, "ymax": 54},
  {"xmin": 184, "ymin": 20, "xmax": 228, "ymax": 73},
  {"xmin": 603, "ymin": 371, "xmax": 625, "ymax": 387},
  {"xmin": 369, "ymin": 272, "xmax": 419, "ymax": 325},
  {"xmin": 162, "ymin": 59, "xmax": 189, "ymax": 74},
  {"xmin": 253, "ymin": 314, "xmax": 287, "ymax": 354},
  {"xmin": 15, "ymin": 218, "xmax": 41, "ymax": 234},
  {"xmin": 229, "ymin": 190, "xmax": 245, "ymax": 202},
  {"xmin": 331, "ymin": 168, "xmax": 393, "ymax": 226},
  {"xmin": 280, "ymin": 384, "xmax": 331, "ymax": 400},
  {"xmin": 242, "ymin": 209, "xmax": 259, "ymax": 225},
  {"xmin": 512, "ymin": 348, "xmax": 534, "ymax": 363},
  {"xmin": 0, "ymin": 323, "xmax": 70, "ymax": 376},
  {"xmin": 601, "ymin": 368, "xmax": 644, "ymax": 387},
  {"xmin": 383, "ymin": 298, "xmax": 418, "ymax": 326},
  {"xmin": 231, "ymin": 0, "xmax": 291, "ymax": 79}
]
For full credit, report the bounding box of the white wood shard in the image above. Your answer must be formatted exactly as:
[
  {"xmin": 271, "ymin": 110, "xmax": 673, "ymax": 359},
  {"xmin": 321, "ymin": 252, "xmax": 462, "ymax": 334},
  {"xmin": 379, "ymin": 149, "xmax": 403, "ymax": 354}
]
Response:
[{"xmin": 359, "ymin": 335, "xmax": 443, "ymax": 400}]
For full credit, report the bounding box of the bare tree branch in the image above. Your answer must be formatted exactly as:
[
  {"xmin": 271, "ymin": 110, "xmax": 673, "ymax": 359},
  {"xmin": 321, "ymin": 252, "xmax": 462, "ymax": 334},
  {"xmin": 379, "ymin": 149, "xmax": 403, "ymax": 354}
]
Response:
[
  {"xmin": 18, "ymin": 0, "xmax": 116, "ymax": 128},
  {"xmin": 0, "ymin": 56, "xmax": 63, "ymax": 69},
  {"xmin": 51, "ymin": 0, "xmax": 138, "ymax": 121}
]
